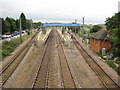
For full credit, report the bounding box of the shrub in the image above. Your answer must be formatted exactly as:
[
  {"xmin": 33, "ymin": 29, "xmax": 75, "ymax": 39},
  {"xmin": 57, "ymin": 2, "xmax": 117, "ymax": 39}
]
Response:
[
  {"xmin": 1, "ymin": 32, "xmax": 34, "ymax": 59},
  {"xmin": 106, "ymin": 61, "xmax": 116, "ymax": 69}
]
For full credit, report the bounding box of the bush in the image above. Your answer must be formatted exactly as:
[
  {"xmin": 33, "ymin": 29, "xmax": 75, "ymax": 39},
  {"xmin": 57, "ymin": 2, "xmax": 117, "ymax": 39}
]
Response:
[
  {"xmin": 116, "ymin": 68, "xmax": 120, "ymax": 76},
  {"xmin": 2, "ymin": 40, "xmax": 19, "ymax": 58},
  {"xmin": 78, "ymin": 31, "xmax": 82, "ymax": 36},
  {"xmin": 2, "ymin": 49, "xmax": 11, "ymax": 58},
  {"xmin": 90, "ymin": 25, "xmax": 102, "ymax": 33},
  {"xmin": 106, "ymin": 61, "xmax": 116, "ymax": 69},
  {"xmin": 96, "ymin": 52, "xmax": 104, "ymax": 59},
  {"xmin": 1, "ymin": 31, "xmax": 35, "ymax": 59}
]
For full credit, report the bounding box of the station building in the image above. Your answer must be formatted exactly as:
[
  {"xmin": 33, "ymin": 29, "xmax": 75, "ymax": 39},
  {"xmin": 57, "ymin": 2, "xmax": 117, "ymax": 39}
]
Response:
[{"xmin": 90, "ymin": 29, "xmax": 111, "ymax": 53}]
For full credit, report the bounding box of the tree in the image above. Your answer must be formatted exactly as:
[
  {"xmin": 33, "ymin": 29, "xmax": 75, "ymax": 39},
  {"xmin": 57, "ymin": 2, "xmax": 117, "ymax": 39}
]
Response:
[
  {"xmin": 16, "ymin": 18, "xmax": 32, "ymax": 31},
  {"xmin": 105, "ymin": 12, "xmax": 120, "ymax": 57},
  {"xmin": 20, "ymin": 13, "xmax": 27, "ymax": 30},
  {"xmin": 16, "ymin": 19, "xmax": 19, "ymax": 31},
  {"xmin": 2, "ymin": 13, "xmax": 34, "ymax": 34},
  {"xmin": 105, "ymin": 15, "xmax": 118, "ymax": 30},
  {"xmin": 2, "ymin": 18, "xmax": 11, "ymax": 34},
  {"xmin": 0, "ymin": 18, "xmax": 1, "ymax": 34},
  {"xmin": 90, "ymin": 25, "xmax": 102, "ymax": 33},
  {"xmin": 110, "ymin": 29, "xmax": 119, "ymax": 56},
  {"xmin": 26, "ymin": 19, "xmax": 32, "ymax": 30},
  {"xmin": 33, "ymin": 22, "xmax": 42, "ymax": 28},
  {"xmin": 6, "ymin": 17, "xmax": 16, "ymax": 33},
  {"xmin": 2, "ymin": 18, "xmax": 5, "ymax": 34},
  {"xmin": 115, "ymin": 12, "xmax": 120, "ymax": 56}
]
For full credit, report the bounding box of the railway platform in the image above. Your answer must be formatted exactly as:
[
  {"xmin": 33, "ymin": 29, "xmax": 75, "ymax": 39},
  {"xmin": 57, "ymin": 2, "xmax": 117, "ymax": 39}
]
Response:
[
  {"xmin": 57, "ymin": 29, "xmax": 74, "ymax": 48},
  {"xmin": 35, "ymin": 28, "xmax": 52, "ymax": 47}
]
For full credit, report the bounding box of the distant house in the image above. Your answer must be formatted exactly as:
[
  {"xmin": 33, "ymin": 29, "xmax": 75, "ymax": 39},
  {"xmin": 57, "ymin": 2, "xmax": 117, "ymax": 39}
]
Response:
[{"xmin": 90, "ymin": 29, "xmax": 111, "ymax": 52}]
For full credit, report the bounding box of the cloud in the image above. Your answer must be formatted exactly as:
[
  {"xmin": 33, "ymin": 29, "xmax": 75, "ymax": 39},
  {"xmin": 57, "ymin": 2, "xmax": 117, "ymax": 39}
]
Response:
[{"xmin": 0, "ymin": 0, "xmax": 119, "ymax": 24}]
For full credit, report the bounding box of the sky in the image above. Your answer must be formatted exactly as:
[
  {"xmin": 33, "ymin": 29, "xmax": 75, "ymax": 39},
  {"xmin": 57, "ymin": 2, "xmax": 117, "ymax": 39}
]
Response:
[{"xmin": 0, "ymin": 0, "xmax": 120, "ymax": 24}]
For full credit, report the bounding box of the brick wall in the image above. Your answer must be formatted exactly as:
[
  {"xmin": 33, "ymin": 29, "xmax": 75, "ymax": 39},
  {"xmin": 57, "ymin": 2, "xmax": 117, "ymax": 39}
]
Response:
[{"xmin": 90, "ymin": 38, "xmax": 111, "ymax": 52}]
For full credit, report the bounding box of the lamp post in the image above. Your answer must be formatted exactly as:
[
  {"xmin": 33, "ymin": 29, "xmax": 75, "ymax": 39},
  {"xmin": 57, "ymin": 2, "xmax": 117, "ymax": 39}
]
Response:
[
  {"xmin": 83, "ymin": 17, "xmax": 84, "ymax": 27},
  {"xmin": 82, "ymin": 17, "xmax": 85, "ymax": 42},
  {"xmin": 75, "ymin": 19, "xmax": 77, "ymax": 33},
  {"xmin": 19, "ymin": 16, "xmax": 22, "ymax": 44}
]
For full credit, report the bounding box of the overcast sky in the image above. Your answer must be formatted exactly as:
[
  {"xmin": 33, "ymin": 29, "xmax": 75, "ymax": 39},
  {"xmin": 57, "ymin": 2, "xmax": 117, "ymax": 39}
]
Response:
[{"xmin": 0, "ymin": 0, "xmax": 119, "ymax": 24}]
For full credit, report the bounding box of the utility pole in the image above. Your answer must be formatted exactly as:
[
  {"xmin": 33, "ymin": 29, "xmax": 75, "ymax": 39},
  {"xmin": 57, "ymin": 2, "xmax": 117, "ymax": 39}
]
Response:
[
  {"xmin": 83, "ymin": 17, "xmax": 84, "ymax": 27},
  {"xmin": 75, "ymin": 19, "xmax": 77, "ymax": 33},
  {"xmin": 19, "ymin": 16, "xmax": 22, "ymax": 43},
  {"xmin": 82, "ymin": 17, "xmax": 84, "ymax": 42},
  {"xmin": 30, "ymin": 19, "xmax": 33, "ymax": 30},
  {"xmin": 75, "ymin": 19, "xmax": 77, "ymax": 23}
]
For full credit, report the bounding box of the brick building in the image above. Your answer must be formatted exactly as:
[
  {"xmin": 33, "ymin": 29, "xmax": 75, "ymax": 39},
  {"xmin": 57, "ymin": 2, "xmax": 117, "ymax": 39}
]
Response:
[{"xmin": 90, "ymin": 29, "xmax": 111, "ymax": 52}]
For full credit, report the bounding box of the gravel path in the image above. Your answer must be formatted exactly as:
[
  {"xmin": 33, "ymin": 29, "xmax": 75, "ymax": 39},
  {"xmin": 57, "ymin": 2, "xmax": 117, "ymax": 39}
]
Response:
[
  {"xmin": 74, "ymin": 34, "xmax": 119, "ymax": 84},
  {"xmin": 4, "ymin": 45, "xmax": 44, "ymax": 88},
  {"xmin": 63, "ymin": 44, "xmax": 105, "ymax": 88}
]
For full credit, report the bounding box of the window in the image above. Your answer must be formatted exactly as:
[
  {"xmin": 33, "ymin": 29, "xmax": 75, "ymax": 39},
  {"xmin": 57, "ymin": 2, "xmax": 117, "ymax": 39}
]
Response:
[{"xmin": 95, "ymin": 40, "xmax": 98, "ymax": 46}]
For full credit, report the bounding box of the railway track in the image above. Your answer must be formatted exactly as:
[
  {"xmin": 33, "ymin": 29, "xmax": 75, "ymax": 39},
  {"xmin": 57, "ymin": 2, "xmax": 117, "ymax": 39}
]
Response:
[
  {"xmin": 32, "ymin": 30, "xmax": 77, "ymax": 89},
  {"xmin": 0, "ymin": 31, "xmax": 39, "ymax": 88},
  {"xmin": 73, "ymin": 37, "xmax": 120, "ymax": 89},
  {"xmin": 31, "ymin": 30, "xmax": 53, "ymax": 89},
  {"xmin": 56, "ymin": 30, "xmax": 77, "ymax": 88}
]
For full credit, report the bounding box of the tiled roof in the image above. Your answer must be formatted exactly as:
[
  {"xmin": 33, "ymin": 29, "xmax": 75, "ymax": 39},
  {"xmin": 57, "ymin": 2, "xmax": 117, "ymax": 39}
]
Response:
[{"xmin": 91, "ymin": 29, "xmax": 109, "ymax": 40}]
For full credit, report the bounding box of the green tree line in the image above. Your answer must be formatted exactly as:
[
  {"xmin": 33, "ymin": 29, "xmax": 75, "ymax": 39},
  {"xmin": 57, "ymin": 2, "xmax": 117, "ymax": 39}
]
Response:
[
  {"xmin": 1, "ymin": 13, "xmax": 42, "ymax": 35},
  {"xmin": 105, "ymin": 12, "xmax": 120, "ymax": 57},
  {"xmin": 90, "ymin": 25, "xmax": 102, "ymax": 33}
]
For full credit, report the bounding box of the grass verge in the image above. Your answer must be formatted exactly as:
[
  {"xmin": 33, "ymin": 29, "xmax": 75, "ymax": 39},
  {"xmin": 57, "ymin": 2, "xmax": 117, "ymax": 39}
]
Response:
[
  {"xmin": 0, "ymin": 32, "xmax": 35, "ymax": 59},
  {"xmin": 105, "ymin": 60, "xmax": 120, "ymax": 76}
]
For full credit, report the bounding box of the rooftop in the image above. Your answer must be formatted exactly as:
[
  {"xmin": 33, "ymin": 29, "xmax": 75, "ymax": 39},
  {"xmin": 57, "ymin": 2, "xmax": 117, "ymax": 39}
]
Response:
[{"xmin": 91, "ymin": 29, "xmax": 109, "ymax": 40}]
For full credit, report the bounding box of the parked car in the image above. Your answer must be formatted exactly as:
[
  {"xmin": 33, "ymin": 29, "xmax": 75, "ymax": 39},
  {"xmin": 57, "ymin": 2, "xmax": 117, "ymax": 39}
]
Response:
[
  {"xmin": 11, "ymin": 34, "xmax": 14, "ymax": 37},
  {"xmin": 13, "ymin": 32, "xmax": 20, "ymax": 36},
  {"xmin": 2, "ymin": 34, "xmax": 11, "ymax": 38},
  {"xmin": 0, "ymin": 36, "xmax": 2, "ymax": 40},
  {"xmin": 22, "ymin": 31, "xmax": 26, "ymax": 33},
  {"xmin": 6, "ymin": 34, "xmax": 12, "ymax": 38}
]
